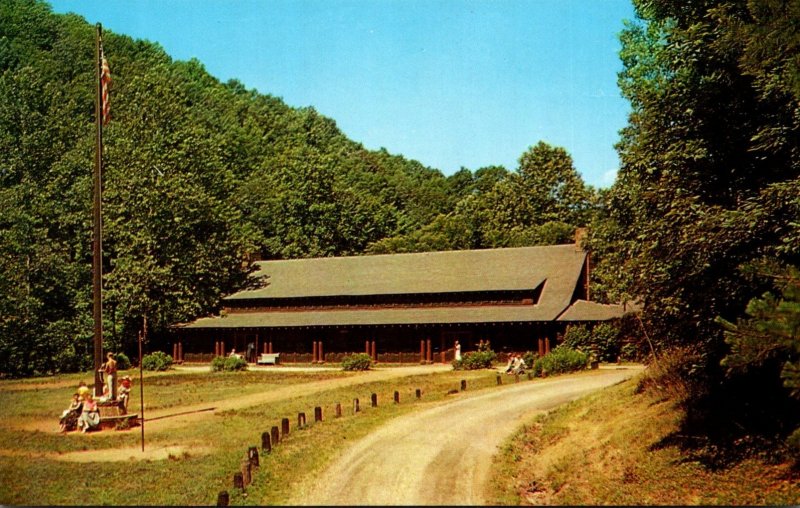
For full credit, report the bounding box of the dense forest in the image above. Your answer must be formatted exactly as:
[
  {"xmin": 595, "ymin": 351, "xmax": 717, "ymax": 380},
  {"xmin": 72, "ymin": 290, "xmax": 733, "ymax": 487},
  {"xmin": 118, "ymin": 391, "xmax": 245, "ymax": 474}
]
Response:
[
  {"xmin": 589, "ymin": 0, "xmax": 800, "ymax": 461},
  {"xmin": 1, "ymin": 0, "xmax": 799, "ymax": 459},
  {"xmin": 0, "ymin": 0, "xmax": 597, "ymax": 377}
]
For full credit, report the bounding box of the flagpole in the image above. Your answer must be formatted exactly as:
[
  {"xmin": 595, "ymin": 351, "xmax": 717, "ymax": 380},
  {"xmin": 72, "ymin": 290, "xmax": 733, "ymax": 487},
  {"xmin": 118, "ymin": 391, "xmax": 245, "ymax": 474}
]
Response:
[
  {"xmin": 139, "ymin": 315, "xmax": 146, "ymax": 452},
  {"xmin": 93, "ymin": 23, "xmax": 104, "ymax": 397}
]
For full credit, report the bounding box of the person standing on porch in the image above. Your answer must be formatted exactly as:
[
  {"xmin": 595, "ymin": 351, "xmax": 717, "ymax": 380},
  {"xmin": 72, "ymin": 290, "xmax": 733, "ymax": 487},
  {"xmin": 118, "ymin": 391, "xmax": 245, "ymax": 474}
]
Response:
[{"xmin": 454, "ymin": 340, "xmax": 462, "ymax": 361}]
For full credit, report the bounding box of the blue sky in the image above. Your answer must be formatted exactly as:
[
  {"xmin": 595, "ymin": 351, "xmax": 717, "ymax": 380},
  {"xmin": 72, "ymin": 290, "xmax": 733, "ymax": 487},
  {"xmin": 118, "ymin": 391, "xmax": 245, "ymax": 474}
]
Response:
[{"xmin": 48, "ymin": 0, "xmax": 636, "ymax": 188}]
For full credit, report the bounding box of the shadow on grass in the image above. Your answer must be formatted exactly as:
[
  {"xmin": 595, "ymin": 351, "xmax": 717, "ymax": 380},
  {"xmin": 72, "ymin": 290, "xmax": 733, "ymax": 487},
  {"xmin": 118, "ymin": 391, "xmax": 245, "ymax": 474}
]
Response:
[{"xmin": 648, "ymin": 358, "xmax": 800, "ymax": 472}]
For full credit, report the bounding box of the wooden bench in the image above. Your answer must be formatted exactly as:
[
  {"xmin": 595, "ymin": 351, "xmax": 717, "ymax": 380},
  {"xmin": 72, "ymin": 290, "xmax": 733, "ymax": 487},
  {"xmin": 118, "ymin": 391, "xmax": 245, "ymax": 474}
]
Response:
[
  {"xmin": 99, "ymin": 414, "xmax": 139, "ymax": 430},
  {"xmin": 93, "ymin": 399, "xmax": 136, "ymax": 429},
  {"xmin": 257, "ymin": 353, "xmax": 281, "ymax": 365},
  {"xmin": 97, "ymin": 399, "xmax": 125, "ymax": 416}
]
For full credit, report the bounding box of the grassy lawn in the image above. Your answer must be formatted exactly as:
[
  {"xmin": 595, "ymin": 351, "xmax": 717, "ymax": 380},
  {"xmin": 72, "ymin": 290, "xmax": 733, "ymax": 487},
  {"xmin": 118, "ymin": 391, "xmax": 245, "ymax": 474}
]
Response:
[
  {"xmin": 7, "ymin": 363, "xmax": 791, "ymax": 506},
  {"xmin": 0, "ymin": 367, "xmax": 349, "ymax": 420},
  {"xmin": 0, "ymin": 364, "xmax": 501, "ymax": 505},
  {"xmin": 487, "ymin": 375, "xmax": 800, "ymax": 506}
]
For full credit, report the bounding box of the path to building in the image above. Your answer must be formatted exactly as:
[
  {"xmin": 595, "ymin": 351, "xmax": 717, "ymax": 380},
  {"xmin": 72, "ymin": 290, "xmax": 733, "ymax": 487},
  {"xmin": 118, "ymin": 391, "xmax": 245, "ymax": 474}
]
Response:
[
  {"xmin": 143, "ymin": 364, "xmax": 456, "ymax": 432},
  {"xmin": 13, "ymin": 364, "xmax": 453, "ymax": 434},
  {"xmin": 289, "ymin": 365, "xmax": 643, "ymax": 506}
]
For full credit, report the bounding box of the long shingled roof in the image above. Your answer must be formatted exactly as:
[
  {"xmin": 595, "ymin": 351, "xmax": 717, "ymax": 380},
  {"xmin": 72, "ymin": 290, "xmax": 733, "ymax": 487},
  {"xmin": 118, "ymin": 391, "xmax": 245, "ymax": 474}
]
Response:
[
  {"xmin": 556, "ymin": 300, "xmax": 636, "ymax": 322},
  {"xmin": 182, "ymin": 245, "xmax": 590, "ymax": 329}
]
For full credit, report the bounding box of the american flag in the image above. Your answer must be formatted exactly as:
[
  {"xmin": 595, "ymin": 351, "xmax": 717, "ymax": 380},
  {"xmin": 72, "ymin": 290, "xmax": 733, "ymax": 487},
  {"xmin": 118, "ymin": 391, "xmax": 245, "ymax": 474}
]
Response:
[{"xmin": 100, "ymin": 51, "xmax": 111, "ymax": 125}]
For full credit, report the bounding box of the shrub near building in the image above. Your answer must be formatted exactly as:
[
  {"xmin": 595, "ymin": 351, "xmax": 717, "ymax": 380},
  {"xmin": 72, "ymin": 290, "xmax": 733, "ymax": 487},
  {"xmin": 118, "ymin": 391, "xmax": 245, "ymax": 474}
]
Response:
[
  {"xmin": 561, "ymin": 322, "xmax": 621, "ymax": 362},
  {"xmin": 141, "ymin": 351, "xmax": 174, "ymax": 371},
  {"xmin": 114, "ymin": 352, "xmax": 131, "ymax": 370},
  {"xmin": 523, "ymin": 346, "xmax": 589, "ymax": 377},
  {"xmin": 452, "ymin": 351, "xmax": 497, "ymax": 370},
  {"xmin": 341, "ymin": 353, "xmax": 372, "ymax": 371},
  {"xmin": 210, "ymin": 356, "xmax": 248, "ymax": 372},
  {"xmin": 453, "ymin": 342, "xmax": 497, "ymax": 370}
]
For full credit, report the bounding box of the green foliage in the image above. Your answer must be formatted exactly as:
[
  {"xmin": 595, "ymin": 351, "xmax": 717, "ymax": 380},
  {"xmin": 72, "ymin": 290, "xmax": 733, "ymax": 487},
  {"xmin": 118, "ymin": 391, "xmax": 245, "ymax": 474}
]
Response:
[
  {"xmin": 588, "ymin": 0, "xmax": 800, "ymax": 370},
  {"xmin": 341, "ymin": 353, "xmax": 372, "ymax": 371},
  {"xmin": 141, "ymin": 351, "xmax": 173, "ymax": 371},
  {"xmin": 0, "ymin": 0, "xmax": 482, "ymax": 376},
  {"xmin": 788, "ymin": 429, "xmax": 800, "ymax": 457},
  {"xmin": 719, "ymin": 264, "xmax": 800, "ymax": 453},
  {"xmin": 452, "ymin": 349, "xmax": 497, "ymax": 370},
  {"xmin": 635, "ymin": 347, "xmax": 701, "ymax": 402},
  {"xmin": 476, "ymin": 340, "xmax": 493, "ymax": 352},
  {"xmin": 585, "ymin": 0, "xmax": 800, "ymax": 460},
  {"xmin": 227, "ymin": 355, "xmax": 248, "ymax": 371},
  {"xmin": 515, "ymin": 142, "xmax": 594, "ymax": 227},
  {"xmin": 209, "ymin": 355, "xmax": 247, "ymax": 372},
  {"xmin": 210, "ymin": 356, "xmax": 226, "ymax": 372},
  {"xmin": 114, "ymin": 352, "xmax": 131, "ymax": 371},
  {"xmin": 367, "ymin": 142, "xmax": 597, "ymax": 254},
  {"xmin": 619, "ymin": 343, "xmax": 640, "ymax": 362},
  {"xmin": 561, "ymin": 325, "xmax": 592, "ymax": 351},
  {"xmin": 589, "ymin": 0, "xmax": 800, "ymax": 356},
  {"xmin": 0, "ymin": 0, "xmax": 605, "ymax": 378},
  {"xmin": 533, "ymin": 346, "xmax": 589, "ymax": 376},
  {"xmin": 522, "ymin": 351, "xmax": 538, "ymax": 373},
  {"xmin": 561, "ymin": 323, "xmax": 621, "ymax": 362},
  {"xmin": 209, "ymin": 355, "xmax": 227, "ymax": 372},
  {"xmin": 719, "ymin": 265, "xmax": 800, "ymax": 386}
]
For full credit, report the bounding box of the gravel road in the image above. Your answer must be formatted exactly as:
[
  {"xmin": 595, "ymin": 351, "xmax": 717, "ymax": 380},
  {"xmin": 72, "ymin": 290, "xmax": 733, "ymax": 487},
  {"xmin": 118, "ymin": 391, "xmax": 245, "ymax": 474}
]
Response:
[{"xmin": 291, "ymin": 366, "xmax": 642, "ymax": 505}]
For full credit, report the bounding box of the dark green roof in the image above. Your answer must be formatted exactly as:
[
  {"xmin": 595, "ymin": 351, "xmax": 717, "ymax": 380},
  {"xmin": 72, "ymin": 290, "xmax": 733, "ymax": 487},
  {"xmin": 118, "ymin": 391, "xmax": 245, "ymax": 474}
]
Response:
[
  {"xmin": 185, "ymin": 305, "xmax": 563, "ymax": 329},
  {"xmin": 182, "ymin": 245, "xmax": 589, "ymax": 329},
  {"xmin": 227, "ymin": 244, "xmax": 584, "ymax": 299},
  {"xmin": 556, "ymin": 300, "xmax": 631, "ymax": 322}
]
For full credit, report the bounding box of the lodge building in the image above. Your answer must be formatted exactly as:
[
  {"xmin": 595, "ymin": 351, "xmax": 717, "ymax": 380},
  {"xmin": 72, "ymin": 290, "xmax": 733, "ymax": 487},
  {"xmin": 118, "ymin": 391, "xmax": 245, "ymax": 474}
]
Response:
[{"xmin": 174, "ymin": 239, "xmax": 630, "ymax": 363}]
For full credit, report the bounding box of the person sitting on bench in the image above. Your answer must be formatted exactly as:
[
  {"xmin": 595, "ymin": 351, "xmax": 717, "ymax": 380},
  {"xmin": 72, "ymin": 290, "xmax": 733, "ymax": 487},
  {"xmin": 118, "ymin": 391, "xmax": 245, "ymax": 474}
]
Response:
[
  {"xmin": 77, "ymin": 393, "xmax": 101, "ymax": 433},
  {"xmin": 58, "ymin": 393, "xmax": 82, "ymax": 433}
]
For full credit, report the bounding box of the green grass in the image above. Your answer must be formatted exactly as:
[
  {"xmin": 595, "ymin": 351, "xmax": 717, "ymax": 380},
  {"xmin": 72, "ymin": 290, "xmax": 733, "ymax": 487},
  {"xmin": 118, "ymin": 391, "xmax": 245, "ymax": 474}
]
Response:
[
  {"xmin": 487, "ymin": 374, "xmax": 800, "ymax": 506},
  {"xmin": 9, "ymin": 364, "xmax": 790, "ymax": 506},
  {"xmin": 0, "ymin": 365, "xmax": 502, "ymax": 505}
]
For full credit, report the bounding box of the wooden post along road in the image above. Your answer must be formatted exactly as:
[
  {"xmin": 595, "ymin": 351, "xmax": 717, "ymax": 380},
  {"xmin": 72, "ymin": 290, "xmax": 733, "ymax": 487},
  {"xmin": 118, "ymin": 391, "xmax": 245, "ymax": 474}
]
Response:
[{"xmin": 291, "ymin": 367, "xmax": 643, "ymax": 505}]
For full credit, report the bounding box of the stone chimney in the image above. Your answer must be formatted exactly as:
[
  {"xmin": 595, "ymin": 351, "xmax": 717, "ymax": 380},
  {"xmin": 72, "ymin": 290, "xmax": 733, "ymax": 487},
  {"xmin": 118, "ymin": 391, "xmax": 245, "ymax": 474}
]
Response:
[
  {"xmin": 574, "ymin": 227, "xmax": 588, "ymax": 251},
  {"xmin": 575, "ymin": 228, "xmax": 590, "ymax": 299}
]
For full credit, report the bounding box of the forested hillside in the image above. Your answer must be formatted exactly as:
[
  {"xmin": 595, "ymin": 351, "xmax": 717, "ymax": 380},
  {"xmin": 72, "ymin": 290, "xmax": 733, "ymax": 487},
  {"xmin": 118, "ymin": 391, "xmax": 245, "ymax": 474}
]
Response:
[{"xmin": 0, "ymin": 0, "xmax": 595, "ymax": 376}]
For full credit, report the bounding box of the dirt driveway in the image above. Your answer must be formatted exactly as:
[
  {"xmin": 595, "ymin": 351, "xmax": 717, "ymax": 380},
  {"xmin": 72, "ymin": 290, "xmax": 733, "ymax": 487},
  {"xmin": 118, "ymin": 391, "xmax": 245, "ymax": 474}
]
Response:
[{"xmin": 290, "ymin": 366, "xmax": 643, "ymax": 505}]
